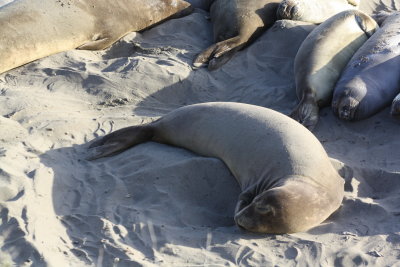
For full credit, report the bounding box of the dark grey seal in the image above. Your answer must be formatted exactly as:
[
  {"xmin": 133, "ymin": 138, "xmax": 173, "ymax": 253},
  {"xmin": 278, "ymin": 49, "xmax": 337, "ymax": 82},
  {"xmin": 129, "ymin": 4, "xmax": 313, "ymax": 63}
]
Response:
[
  {"xmin": 88, "ymin": 102, "xmax": 344, "ymax": 234},
  {"xmin": 332, "ymin": 12, "xmax": 400, "ymax": 120}
]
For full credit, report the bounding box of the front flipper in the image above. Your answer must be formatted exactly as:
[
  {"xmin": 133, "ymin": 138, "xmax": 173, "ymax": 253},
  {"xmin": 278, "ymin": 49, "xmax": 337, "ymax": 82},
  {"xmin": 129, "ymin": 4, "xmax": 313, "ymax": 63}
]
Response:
[
  {"xmin": 290, "ymin": 94, "xmax": 319, "ymax": 131},
  {"xmin": 193, "ymin": 36, "xmax": 245, "ymax": 70},
  {"xmin": 87, "ymin": 124, "xmax": 154, "ymax": 160},
  {"xmin": 77, "ymin": 36, "xmax": 114, "ymax": 50}
]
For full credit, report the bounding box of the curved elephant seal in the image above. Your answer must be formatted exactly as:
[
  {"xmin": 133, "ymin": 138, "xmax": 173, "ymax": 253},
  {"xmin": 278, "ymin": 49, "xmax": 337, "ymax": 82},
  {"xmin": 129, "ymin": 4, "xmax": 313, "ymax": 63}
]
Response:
[
  {"xmin": 332, "ymin": 13, "xmax": 400, "ymax": 120},
  {"xmin": 277, "ymin": 0, "xmax": 359, "ymax": 24},
  {"xmin": 291, "ymin": 10, "xmax": 378, "ymax": 130},
  {"xmin": 88, "ymin": 102, "xmax": 344, "ymax": 234},
  {"xmin": 193, "ymin": 0, "xmax": 280, "ymax": 70},
  {"xmin": 0, "ymin": 0, "xmax": 192, "ymax": 74}
]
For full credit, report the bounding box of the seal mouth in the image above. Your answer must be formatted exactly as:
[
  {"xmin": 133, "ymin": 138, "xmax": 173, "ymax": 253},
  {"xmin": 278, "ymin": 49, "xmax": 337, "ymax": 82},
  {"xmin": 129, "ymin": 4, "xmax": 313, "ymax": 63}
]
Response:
[{"xmin": 337, "ymin": 96, "xmax": 359, "ymax": 121}]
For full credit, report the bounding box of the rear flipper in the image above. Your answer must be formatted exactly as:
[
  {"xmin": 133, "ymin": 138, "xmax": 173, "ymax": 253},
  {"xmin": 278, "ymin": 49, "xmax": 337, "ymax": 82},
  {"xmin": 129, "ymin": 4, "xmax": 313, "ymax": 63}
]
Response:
[
  {"xmin": 290, "ymin": 95, "xmax": 319, "ymax": 131},
  {"xmin": 77, "ymin": 36, "xmax": 115, "ymax": 50},
  {"xmin": 193, "ymin": 36, "xmax": 245, "ymax": 70},
  {"xmin": 347, "ymin": 0, "xmax": 360, "ymax": 7},
  {"xmin": 87, "ymin": 124, "xmax": 154, "ymax": 160},
  {"xmin": 391, "ymin": 93, "xmax": 400, "ymax": 117}
]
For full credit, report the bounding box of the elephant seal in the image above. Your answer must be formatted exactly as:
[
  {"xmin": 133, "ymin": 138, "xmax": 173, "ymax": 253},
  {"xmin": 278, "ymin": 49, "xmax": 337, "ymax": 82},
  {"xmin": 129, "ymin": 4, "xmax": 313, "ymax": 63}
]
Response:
[
  {"xmin": 277, "ymin": 0, "xmax": 359, "ymax": 24},
  {"xmin": 332, "ymin": 13, "xmax": 400, "ymax": 120},
  {"xmin": 290, "ymin": 10, "xmax": 378, "ymax": 130},
  {"xmin": 88, "ymin": 102, "xmax": 344, "ymax": 234},
  {"xmin": 193, "ymin": 0, "xmax": 280, "ymax": 70},
  {"xmin": 0, "ymin": 0, "xmax": 192, "ymax": 74}
]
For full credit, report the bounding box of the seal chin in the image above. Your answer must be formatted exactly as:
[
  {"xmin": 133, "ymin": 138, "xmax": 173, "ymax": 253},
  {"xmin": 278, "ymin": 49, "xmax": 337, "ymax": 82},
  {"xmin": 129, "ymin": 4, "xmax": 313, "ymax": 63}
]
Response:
[
  {"xmin": 234, "ymin": 204, "xmax": 263, "ymax": 233},
  {"xmin": 337, "ymin": 96, "xmax": 359, "ymax": 120}
]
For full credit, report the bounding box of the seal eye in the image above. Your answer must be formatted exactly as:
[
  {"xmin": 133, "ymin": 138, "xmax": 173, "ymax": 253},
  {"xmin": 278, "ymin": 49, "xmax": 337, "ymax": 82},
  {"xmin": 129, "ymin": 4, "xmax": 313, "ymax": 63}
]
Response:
[{"xmin": 255, "ymin": 204, "xmax": 273, "ymax": 215}]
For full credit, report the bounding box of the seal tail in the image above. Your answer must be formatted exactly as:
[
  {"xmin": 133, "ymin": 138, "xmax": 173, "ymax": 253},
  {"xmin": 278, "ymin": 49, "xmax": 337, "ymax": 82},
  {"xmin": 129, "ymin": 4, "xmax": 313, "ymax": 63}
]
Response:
[
  {"xmin": 193, "ymin": 36, "xmax": 245, "ymax": 70},
  {"xmin": 87, "ymin": 124, "xmax": 155, "ymax": 160}
]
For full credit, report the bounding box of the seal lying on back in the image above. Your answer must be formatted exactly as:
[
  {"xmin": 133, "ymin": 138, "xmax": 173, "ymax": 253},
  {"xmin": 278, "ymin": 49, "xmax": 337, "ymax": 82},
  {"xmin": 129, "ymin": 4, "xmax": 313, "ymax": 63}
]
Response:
[
  {"xmin": 88, "ymin": 102, "xmax": 344, "ymax": 234},
  {"xmin": 291, "ymin": 10, "xmax": 378, "ymax": 130},
  {"xmin": 332, "ymin": 13, "xmax": 400, "ymax": 120},
  {"xmin": 0, "ymin": 0, "xmax": 192, "ymax": 74},
  {"xmin": 277, "ymin": 0, "xmax": 359, "ymax": 24},
  {"xmin": 193, "ymin": 0, "xmax": 280, "ymax": 70}
]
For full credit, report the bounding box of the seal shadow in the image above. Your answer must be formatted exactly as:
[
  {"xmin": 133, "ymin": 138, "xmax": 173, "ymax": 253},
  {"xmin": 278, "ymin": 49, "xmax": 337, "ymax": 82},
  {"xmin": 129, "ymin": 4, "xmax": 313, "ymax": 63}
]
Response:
[
  {"xmin": 306, "ymin": 159, "xmax": 400, "ymax": 239},
  {"xmin": 42, "ymin": 141, "xmax": 285, "ymax": 265},
  {"xmin": 126, "ymin": 19, "xmax": 316, "ymax": 115}
]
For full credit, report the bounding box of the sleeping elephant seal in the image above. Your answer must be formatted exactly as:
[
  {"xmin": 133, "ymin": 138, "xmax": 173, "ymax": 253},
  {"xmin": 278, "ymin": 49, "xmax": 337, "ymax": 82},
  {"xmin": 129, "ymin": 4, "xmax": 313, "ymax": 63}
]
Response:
[
  {"xmin": 193, "ymin": 0, "xmax": 280, "ymax": 70},
  {"xmin": 87, "ymin": 102, "xmax": 344, "ymax": 234},
  {"xmin": 291, "ymin": 10, "xmax": 378, "ymax": 130},
  {"xmin": 332, "ymin": 13, "xmax": 400, "ymax": 120},
  {"xmin": 0, "ymin": 0, "xmax": 192, "ymax": 74},
  {"xmin": 277, "ymin": 0, "xmax": 359, "ymax": 24}
]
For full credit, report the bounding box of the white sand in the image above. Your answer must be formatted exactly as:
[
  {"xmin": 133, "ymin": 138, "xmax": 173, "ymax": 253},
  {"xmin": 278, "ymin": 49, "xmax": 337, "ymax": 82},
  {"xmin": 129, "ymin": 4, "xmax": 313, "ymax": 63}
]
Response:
[{"xmin": 1, "ymin": 1, "xmax": 400, "ymax": 266}]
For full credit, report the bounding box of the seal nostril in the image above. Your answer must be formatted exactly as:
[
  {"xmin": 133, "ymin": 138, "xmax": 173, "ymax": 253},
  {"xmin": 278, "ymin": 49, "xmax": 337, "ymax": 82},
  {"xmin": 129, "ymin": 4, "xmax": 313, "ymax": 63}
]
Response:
[{"xmin": 290, "ymin": 6, "xmax": 297, "ymax": 17}]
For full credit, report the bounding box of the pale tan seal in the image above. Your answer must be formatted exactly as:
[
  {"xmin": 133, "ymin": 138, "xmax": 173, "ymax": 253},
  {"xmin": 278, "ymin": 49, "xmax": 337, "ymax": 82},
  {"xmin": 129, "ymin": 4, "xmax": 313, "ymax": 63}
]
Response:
[
  {"xmin": 290, "ymin": 10, "xmax": 378, "ymax": 130},
  {"xmin": 193, "ymin": 0, "xmax": 280, "ymax": 70},
  {"xmin": 277, "ymin": 0, "xmax": 359, "ymax": 24},
  {"xmin": 87, "ymin": 102, "xmax": 344, "ymax": 234},
  {"xmin": 0, "ymin": 0, "xmax": 192, "ymax": 74}
]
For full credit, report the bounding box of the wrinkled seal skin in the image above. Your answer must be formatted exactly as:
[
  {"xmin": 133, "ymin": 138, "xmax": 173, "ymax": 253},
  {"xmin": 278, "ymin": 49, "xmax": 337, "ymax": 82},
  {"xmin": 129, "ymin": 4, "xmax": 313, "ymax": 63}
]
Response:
[
  {"xmin": 0, "ymin": 0, "xmax": 192, "ymax": 74},
  {"xmin": 193, "ymin": 0, "xmax": 280, "ymax": 70},
  {"xmin": 291, "ymin": 10, "xmax": 378, "ymax": 130},
  {"xmin": 277, "ymin": 0, "xmax": 359, "ymax": 24},
  {"xmin": 88, "ymin": 102, "xmax": 344, "ymax": 234},
  {"xmin": 332, "ymin": 13, "xmax": 400, "ymax": 120}
]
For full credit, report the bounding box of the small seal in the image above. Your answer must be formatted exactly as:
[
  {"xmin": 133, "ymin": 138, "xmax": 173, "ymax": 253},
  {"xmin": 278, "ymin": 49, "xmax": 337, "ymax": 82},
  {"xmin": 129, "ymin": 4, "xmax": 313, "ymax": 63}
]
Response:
[
  {"xmin": 0, "ymin": 0, "xmax": 192, "ymax": 74},
  {"xmin": 88, "ymin": 102, "xmax": 344, "ymax": 234},
  {"xmin": 290, "ymin": 10, "xmax": 378, "ymax": 130},
  {"xmin": 277, "ymin": 0, "xmax": 359, "ymax": 24},
  {"xmin": 193, "ymin": 0, "xmax": 280, "ymax": 70},
  {"xmin": 332, "ymin": 12, "xmax": 400, "ymax": 120}
]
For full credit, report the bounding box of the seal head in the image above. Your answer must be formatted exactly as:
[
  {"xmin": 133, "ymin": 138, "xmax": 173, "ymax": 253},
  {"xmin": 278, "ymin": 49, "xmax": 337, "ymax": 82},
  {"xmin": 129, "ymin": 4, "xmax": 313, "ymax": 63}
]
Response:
[{"xmin": 234, "ymin": 179, "xmax": 340, "ymax": 234}]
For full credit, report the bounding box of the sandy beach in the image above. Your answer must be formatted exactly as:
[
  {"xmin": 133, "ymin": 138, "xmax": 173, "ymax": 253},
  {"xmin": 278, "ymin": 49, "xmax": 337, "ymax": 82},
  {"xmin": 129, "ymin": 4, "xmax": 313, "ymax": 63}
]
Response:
[{"xmin": 1, "ymin": 0, "xmax": 400, "ymax": 266}]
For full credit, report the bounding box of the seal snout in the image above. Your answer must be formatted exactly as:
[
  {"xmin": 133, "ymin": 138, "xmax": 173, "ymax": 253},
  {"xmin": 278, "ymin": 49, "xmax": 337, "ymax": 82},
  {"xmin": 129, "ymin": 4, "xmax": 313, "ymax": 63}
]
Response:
[
  {"xmin": 277, "ymin": 0, "xmax": 300, "ymax": 20},
  {"xmin": 336, "ymin": 96, "xmax": 359, "ymax": 120}
]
